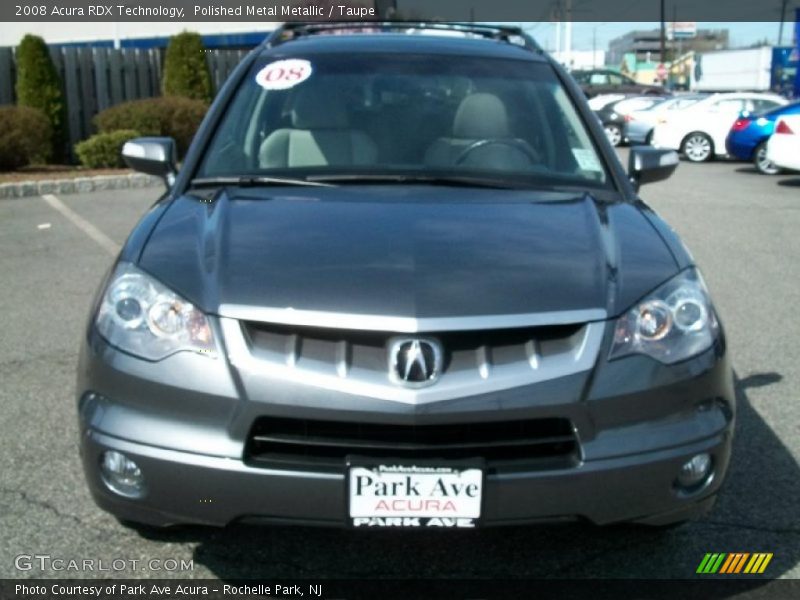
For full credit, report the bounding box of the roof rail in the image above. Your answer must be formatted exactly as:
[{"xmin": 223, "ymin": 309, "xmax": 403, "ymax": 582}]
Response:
[{"xmin": 263, "ymin": 22, "xmax": 541, "ymax": 53}]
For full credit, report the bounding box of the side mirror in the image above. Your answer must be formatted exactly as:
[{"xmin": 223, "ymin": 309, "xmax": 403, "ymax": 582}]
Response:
[
  {"xmin": 628, "ymin": 147, "xmax": 679, "ymax": 191},
  {"xmin": 121, "ymin": 137, "xmax": 178, "ymax": 187}
]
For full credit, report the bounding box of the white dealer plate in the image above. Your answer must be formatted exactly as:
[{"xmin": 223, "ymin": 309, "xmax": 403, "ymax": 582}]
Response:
[{"xmin": 348, "ymin": 465, "xmax": 482, "ymax": 527}]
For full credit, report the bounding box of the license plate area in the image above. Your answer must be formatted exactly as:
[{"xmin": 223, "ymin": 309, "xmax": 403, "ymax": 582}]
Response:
[{"xmin": 347, "ymin": 458, "xmax": 484, "ymax": 529}]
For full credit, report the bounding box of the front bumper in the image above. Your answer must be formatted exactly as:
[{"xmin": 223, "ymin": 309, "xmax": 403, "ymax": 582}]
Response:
[
  {"xmin": 624, "ymin": 122, "xmax": 653, "ymax": 144},
  {"xmin": 650, "ymin": 127, "xmax": 681, "ymax": 152},
  {"xmin": 766, "ymin": 134, "xmax": 800, "ymax": 171},
  {"xmin": 77, "ymin": 325, "xmax": 735, "ymax": 528}
]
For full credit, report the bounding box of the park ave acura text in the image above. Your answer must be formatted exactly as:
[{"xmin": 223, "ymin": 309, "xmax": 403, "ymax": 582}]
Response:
[{"xmin": 76, "ymin": 22, "xmax": 734, "ymax": 530}]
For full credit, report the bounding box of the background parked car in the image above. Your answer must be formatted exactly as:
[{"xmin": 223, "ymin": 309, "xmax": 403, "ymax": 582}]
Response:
[
  {"xmin": 651, "ymin": 92, "xmax": 788, "ymax": 162},
  {"xmin": 725, "ymin": 101, "xmax": 800, "ymax": 175},
  {"xmin": 624, "ymin": 94, "xmax": 708, "ymax": 145},
  {"xmin": 587, "ymin": 93, "xmax": 625, "ymax": 111},
  {"xmin": 571, "ymin": 68, "xmax": 667, "ymax": 98},
  {"xmin": 595, "ymin": 96, "xmax": 665, "ymax": 147},
  {"xmin": 766, "ymin": 115, "xmax": 800, "ymax": 172}
]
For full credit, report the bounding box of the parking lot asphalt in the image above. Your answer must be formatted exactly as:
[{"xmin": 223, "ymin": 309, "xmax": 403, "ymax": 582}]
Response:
[{"xmin": 0, "ymin": 154, "xmax": 798, "ymax": 582}]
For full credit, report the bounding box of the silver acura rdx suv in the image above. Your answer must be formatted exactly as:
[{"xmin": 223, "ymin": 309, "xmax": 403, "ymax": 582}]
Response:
[{"xmin": 77, "ymin": 22, "xmax": 734, "ymax": 530}]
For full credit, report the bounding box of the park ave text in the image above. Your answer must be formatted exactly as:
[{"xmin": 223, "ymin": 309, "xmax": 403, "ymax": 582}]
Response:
[
  {"xmin": 16, "ymin": 584, "xmax": 321, "ymax": 597},
  {"xmin": 23, "ymin": 4, "xmax": 377, "ymax": 19}
]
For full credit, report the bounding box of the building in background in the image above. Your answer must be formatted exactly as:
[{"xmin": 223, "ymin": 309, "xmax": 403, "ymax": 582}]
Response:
[
  {"xmin": 620, "ymin": 53, "xmax": 661, "ymax": 85},
  {"xmin": 607, "ymin": 27, "xmax": 729, "ymax": 67}
]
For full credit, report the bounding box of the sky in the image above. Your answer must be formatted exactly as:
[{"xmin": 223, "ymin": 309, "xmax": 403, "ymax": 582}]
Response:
[{"xmin": 521, "ymin": 22, "xmax": 795, "ymax": 52}]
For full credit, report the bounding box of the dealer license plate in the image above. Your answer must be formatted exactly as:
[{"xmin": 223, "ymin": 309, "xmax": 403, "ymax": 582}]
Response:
[{"xmin": 348, "ymin": 464, "xmax": 483, "ymax": 528}]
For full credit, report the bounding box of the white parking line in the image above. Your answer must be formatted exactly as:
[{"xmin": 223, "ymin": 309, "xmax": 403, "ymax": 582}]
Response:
[{"xmin": 41, "ymin": 193, "xmax": 120, "ymax": 256}]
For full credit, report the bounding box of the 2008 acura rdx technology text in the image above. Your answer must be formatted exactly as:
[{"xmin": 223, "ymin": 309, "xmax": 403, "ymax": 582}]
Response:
[{"xmin": 77, "ymin": 22, "xmax": 735, "ymax": 530}]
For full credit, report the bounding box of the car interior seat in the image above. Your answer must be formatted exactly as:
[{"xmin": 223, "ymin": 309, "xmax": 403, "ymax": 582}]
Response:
[
  {"xmin": 424, "ymin": 93, "xmax": 538, "ymax": 170},
  {"xmin": 259, "ymin": 85, "xmax": 378, "ymax": 168}
]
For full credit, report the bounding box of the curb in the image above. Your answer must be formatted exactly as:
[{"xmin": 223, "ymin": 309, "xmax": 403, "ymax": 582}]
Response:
[{"xmin": 0, "ymin": 173, "xmax": 164, "ymax": 199}]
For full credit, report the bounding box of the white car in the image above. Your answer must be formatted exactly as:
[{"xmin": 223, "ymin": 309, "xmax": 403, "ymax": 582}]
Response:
[
  {"xmin": 651, "ymin": 92, "xmax": 788, "ymax": 162},
  {"xmin": 766, "ymin": 115, "xmax": 800, "ymax": 172},
  {"xmin": 587, "ymin": 94, "xmax": 625, "ymax": 111},
  {"xmin": 624, "ymin": 94, "xmax": 707, "ymax": 144}
]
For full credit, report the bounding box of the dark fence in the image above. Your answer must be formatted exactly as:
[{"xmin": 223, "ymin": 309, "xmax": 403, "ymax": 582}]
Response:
[{"xmin": 0, "ymin": 46, "xmax": 249, "ymax": 160}]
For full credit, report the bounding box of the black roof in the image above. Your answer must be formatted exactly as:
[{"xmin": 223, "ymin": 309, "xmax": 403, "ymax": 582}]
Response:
[
  {"xmin": 259, "ymin": 23, "xmax": 546, "ymax": 62},
  {"xmin": 261, "ymin": 33, "xmax": 545, "ymax": 61}
]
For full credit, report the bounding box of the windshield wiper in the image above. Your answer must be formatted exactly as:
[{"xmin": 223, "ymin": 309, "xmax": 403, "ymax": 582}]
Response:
[
  {"xmin": 305, "ymin": 174, "xmax": 528, "ymax": 189},
  {"xmin": 190, "ymin": 176, "xmax": 335, "ymax": 188}
]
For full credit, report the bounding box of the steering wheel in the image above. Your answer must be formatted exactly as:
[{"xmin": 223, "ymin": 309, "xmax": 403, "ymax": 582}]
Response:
[{"xmin": 455, "ymin": 138, "xmax": 539, "ymax": 166}]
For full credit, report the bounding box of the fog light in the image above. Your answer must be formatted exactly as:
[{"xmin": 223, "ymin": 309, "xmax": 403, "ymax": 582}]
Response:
[
  {"xmin": 100, "ymin": 451, "xmax": 144, "ymax": 497},
  {"xmin": 676, "ymin": 453, "xmax": 712, "ymax": 490}
]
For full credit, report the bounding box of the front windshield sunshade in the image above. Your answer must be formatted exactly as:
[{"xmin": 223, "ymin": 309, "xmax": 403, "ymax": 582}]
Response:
[{"xmin": 197, "ymin": 52, "xmax": 609, "ymax": 188}]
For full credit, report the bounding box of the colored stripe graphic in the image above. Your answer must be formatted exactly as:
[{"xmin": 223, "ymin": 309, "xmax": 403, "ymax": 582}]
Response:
[
  {"xmin": 719, "ymin": 554, "xmax": 736, "ymax": 573},
  {"xmin": 744, "ymin": 553, "xmax": 774, "ymax": 574},
  {"xmin": 697, "ymin": 553, "xmax": 727, "ymax": 574},
  {"xmin": 720, "ymin": 553, "xmax": 750, "ymax": 573},
  {"xmin": 698, "ymin": 553, "xmax": 773, "ymax": 574}
]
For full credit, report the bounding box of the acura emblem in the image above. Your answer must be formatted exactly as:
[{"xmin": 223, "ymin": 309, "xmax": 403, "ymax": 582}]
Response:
[{"xmin": 388, "ymin": 338, "xmax": 443, "ymax": 388}]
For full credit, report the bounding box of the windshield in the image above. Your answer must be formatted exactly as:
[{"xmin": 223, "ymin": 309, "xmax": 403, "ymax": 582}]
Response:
[
  {"xmin": 762, "ymin": 100, "xmax": 800, "ymax": 118},
  {"xmin": 197, "ymin": 52, "xmax": 609, "ymax": 188}
]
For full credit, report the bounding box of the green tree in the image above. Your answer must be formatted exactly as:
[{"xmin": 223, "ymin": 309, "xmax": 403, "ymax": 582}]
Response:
[
  {"xmin": 14, "ymin": 34, "xmax": 66, "ymax": 161},
  {"xmin": 162, "ymin": 31, "xmax": 212, "ymax": 102}
]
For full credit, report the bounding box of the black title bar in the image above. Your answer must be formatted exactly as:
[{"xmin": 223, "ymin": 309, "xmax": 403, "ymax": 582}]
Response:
[{"xmin": 2, "ymin": 0, "xmax": 799, "ymax": 22}]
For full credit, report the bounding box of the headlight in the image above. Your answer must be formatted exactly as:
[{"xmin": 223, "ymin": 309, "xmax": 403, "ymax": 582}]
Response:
[
  {"xmin": 609, "ymin": 269, "xmax": 719, "ymax": 364},
  {"xmin": 95, "ymin": 263, "xmax": 215, "ymax": 361}
]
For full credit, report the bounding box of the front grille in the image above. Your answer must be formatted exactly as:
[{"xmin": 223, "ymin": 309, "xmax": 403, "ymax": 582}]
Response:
[
  {"xmin": 245, "ymin": 417, "xmax": 580, "ymax": 472},
  {"xmin": 241, "ymin": 320, "xmax": 588, "ymax": 383}
]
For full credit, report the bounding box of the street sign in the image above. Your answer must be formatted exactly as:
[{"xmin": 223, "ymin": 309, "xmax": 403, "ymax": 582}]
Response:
[{"xmin": 667, "ymin": 22, "xmax": 697, "ymax": 40}]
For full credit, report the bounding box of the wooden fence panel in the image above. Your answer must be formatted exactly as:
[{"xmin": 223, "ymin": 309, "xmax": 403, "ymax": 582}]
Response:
[
  {"xmin": 206, "ymin": 49, "xmax": 246, "ymax": 96},
  {"xmin": 0, "ymin": 47, "xmax": 14, "ymax": 104},
  {"xmin": 122, "ymin": 49, "xmax": 137, "ymax": 101},
  {"xmin": 108, "ymin": 50, "xmax": 123, "ymax": 106},
  {"xmin": 94, "ymin": 48, "xmax": 111, "ymax": 113},
  {"xmin": 63, "ymin": 47, "xmax": 83, "ymax": 157},
  {"xmin": 78, "ymin": 47, "xmax": 97, "ymax": 135},
  {"xmin": 136, "ymin": 49, "xmax": 152, "ymax": 97},
  {"xmin": 149, "ymin": 48, "xmax": 162, "ymax": 95}
]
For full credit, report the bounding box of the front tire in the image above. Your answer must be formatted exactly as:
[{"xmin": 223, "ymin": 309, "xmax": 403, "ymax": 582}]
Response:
[
  {"xmin": 753, "ymin": 141, "xmax": 781, "ymax": 175},
  {"xmin": 604, "ymin": 123, "xmax": 623, "ymax": 147},
  {"xmin": 682, "ymin": 132, "xmax": 713, "ymax": 162}
]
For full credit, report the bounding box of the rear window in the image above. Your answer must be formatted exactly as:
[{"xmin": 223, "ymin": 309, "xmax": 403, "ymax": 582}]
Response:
[{"xmin": 198, "ymin": 52, "xmax": 609, "ymax": 188}]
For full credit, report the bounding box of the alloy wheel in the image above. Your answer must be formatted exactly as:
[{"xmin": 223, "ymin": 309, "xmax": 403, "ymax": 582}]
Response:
[
  {"xmin": 683, "ymin": 134, "xmax": 712, "ymax": 162},
  {"xmin": 604, "ymin": 124, "xmax": 622, "ymax": 147},
  {"xmin": 754, "ymin": 143, "xmax": 780, "ymax": 175}
]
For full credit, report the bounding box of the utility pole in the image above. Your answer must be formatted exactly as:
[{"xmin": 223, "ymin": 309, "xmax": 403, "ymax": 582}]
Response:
[
  {"xmin": 564, "ymin": 0, "xmax": 572, "ymax": 69},
  {"xmin": 660, "ymin": 0, "xmax": 666, "ymax": 65},
  {"xmin": 555, "ymin": 21, "xmax": 561, "ymax": 58},
  {"xmin": 778, "ymin": 0, "xmax": 788, "ymax": 46},
  {"xmin": 553, "ymin": 1, "xmax": 561, "ymax": 60}
]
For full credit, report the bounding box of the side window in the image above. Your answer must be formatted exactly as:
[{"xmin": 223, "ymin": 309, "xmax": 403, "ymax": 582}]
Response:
[
  {"xmin": 752, "ymin": 99, "xmax": 779, "ymax": 113},
  {"xmin": 714, "ymin": 99, "xmax": 745, "ymax": 113},
  {"xmin": 615, "ymin": 98, "xmax": 657, "ymax": 113},
  {"xmin": 572, "ymin": 72, "xmax": 589, "ymax": 84},
  {"xmin": 589, "ymin": 73, "xmax": 608, "ymax": 85},
  {"xmin": 608, "ymin": 73, "xmax": 625, "ymax": 85}
]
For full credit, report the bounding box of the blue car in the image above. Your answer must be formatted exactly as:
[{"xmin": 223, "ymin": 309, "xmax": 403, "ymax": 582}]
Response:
[{"xmin": 726, "ymin": 101, "xmax": 800, "ymax": 174}]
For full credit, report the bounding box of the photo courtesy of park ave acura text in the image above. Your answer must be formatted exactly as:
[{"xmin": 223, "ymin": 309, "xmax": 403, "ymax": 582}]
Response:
[{"xmin": 0, "ymin": 0, "xmax": 799, "ymax": 596}]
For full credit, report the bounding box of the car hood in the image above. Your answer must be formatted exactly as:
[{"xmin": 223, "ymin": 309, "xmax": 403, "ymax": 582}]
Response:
[{"xmin": 137, "ymin": 185, "xmax": 679, "ymax": 320}]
